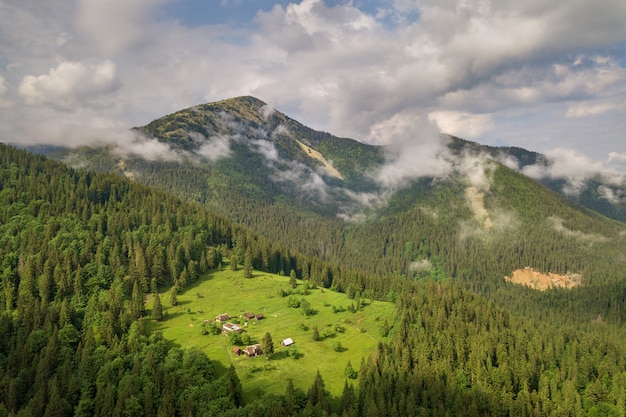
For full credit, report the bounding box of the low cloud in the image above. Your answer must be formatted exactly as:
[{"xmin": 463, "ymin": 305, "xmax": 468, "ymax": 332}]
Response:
[
  {"xmin": 597, "ymin": 185, "xmax": 625, "ymax": 204},
  {"xmin": 260, "ymin": 104, "xmax": 275, "ymax": 120},
  {"xmin": 371, "ymin": 114, "xmax": 453, "ymax": 190},
  {"xmin": 110, "ymin": 131, "xmax": 180, "ymax": 161},
  {"xmin": 0, "ymin": 75, "xmax": 10, "ymax": 109},
  {"xmin": 548, "ymin": 216, "xmax": 608, "ymax": 244},
  {"xmin": 522, "ymin": 148, "xmax": 625, "ymax": 196},
  {"xmin": 196, "ymin": 134, "xmax": 232, "ymax": 162},
  {"xmin": 409, "ymin": 259, "xmax": 432, "ymax": 273}
]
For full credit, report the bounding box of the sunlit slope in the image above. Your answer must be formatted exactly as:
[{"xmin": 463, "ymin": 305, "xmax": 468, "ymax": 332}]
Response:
[
  {"xmin": 146, "ymin": 265, "xmax": 396, "ymax": 402},
  {"xmin": 54, "ymin": 97, "xmax": 626, "ymax": 295}
]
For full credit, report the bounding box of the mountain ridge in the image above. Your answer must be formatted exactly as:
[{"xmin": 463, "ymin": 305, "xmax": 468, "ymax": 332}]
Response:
[{"xmin": 45, "ymin": 96, "xmax": 626, "ymax": 304}]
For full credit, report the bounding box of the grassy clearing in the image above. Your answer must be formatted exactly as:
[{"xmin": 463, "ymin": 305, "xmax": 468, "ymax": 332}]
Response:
[{"xmin": 145, "ymin": 266, "xmax": 396, "ymax": 402}]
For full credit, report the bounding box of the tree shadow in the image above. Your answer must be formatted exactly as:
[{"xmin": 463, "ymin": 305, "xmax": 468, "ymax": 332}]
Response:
[{"xmin": 270, "ymin": 351, "xmax": 289, "ymax": 360}]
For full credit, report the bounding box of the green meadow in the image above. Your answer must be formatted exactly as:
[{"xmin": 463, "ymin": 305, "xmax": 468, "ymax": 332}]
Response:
[{"xmin": 146, "ymin": 266, "xmax": 397, "ymax": 402}]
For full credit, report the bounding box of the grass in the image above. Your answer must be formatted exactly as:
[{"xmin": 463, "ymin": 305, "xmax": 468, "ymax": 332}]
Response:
[{"xmin": 145, "ymin": 265, "xmax": 396, "ymax": 403}]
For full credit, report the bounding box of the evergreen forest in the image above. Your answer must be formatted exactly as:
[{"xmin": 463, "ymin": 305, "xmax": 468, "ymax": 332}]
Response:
[{"xmin": 2, "ymin": 97, "xmax": 626, "ymax": 417}]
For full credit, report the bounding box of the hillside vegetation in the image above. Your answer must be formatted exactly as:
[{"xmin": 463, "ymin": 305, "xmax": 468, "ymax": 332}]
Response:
[
  {"xmin": 146, "ymin": 265, "xmax": 396, "ymax": 403},
  {"xmin": 3, "ymin": 91, "xmax": 626, "ymax": 416}
]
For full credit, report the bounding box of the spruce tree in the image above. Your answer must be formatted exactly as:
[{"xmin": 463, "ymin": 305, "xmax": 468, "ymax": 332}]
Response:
[
  {"xmin": 262, "ymin": 332, "xmax": 274, "ymax": 359},
  {"xmin": 152, "ymin": 293, "xmax": 163, "ymax": 321}
]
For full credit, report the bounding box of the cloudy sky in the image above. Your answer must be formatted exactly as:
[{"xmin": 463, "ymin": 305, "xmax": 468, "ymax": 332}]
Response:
[{"xmin": 1, "ymin": 0, "xmax": 625, "ymax": 172}]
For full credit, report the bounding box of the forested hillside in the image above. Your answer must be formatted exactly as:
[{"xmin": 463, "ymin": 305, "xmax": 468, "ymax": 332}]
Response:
[
  {"xmin": 4, "ymin": 143, "xmax": 626, "ymax": 416},
  {"xmin": 0, "ymin": 144, "xmax": 331, "ymax": 416},
  {"xmin": 53, "ymin": 96, "xmax": 626, "ymax": 327}
]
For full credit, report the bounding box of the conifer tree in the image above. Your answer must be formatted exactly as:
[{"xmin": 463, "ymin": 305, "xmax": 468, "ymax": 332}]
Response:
[
  {"xmin": 262, "ymin": 332, "xmax": 274, "ymax": 359},
  {"xmin": 152, "ymin": 293, "xmax": 163, "ymax": 321},
  {"xmin": 289, "ymin": 269, "xmax": 297, "ymax": 288},
  {"xmin": 244, "ymin": 249, "xmax": 253, "ymax": 278},
  {"xmin": 169, "ymin": 285, "xmax": 178, "ymax": 306},
  {"xmin": 306, "ymin": 371, "xmax": 331, "ymax": 415}
]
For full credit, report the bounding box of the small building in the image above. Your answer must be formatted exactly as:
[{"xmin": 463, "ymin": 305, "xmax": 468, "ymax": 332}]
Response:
[
  {"xmin": 215, "ymin": 313, "xmax": 230, "ymax": 322},
  {"xmin": 244, "ymin": 344, "xmax": 263, "ymax": 357},
  {"xmin": 281, "ymin": 337, "xmax": 294, "ymax": 347},
  {"xmin": 222, "ymin": 322, "xmax": 242, "ymax": 333},
  {"xmin": 254, "ymin": 314, "xmax": 264, "ymax": 321},
  {"xmin": 233, "ymin": 347, "xmax": 242, "ymax": 356},
  {"xmin": 243, "ymin": 312, "xmax": 256, "ymax": 320}
]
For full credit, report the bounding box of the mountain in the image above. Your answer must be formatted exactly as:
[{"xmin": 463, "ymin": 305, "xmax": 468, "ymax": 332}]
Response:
[
  {"xmin": 447, "ymin": 139, "xmax": 626, "ymax": 223},
  {"xmin": 52, "ymin": 97, "xmax": 626, "ymax": 321},
  {"xmin": 3, "ymin": 142, "xmax": 626, "ymax": 416}
]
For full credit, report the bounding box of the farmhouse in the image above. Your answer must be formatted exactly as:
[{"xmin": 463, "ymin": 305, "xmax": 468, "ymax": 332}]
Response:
[
  {"xmin": 281, "ymin": 337, "xmax": 294, "ymax": 346},
  {"xmin": 254, "ymin": 314, "xmax": 264, "ymax": 321},
  {"xmin": 243, "ymin": 312, "xmax": 256, "ymax": 320},
  {"xmin": 244, "ymin": 344, "xmax": 263, "ymax": 357},
  {"xmin": 222, "ymin": 322, "xmax": 242, "ymax": 333},
  {"xmin": 215, "ymin": 313, "xmax": 230, "ymax": 322}
]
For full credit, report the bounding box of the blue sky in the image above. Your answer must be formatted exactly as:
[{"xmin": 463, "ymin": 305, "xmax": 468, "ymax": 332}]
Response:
[{"xmin": 0, "ymin": 0, "xmax": 625, "ymax": 180}]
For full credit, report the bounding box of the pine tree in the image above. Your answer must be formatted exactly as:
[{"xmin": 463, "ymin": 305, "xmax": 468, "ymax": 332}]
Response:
[
  {"xmin": 262, "ymin": 332, "xmax": 274, "ymax": 359},
  {"xmin": 152, "ymin": 293, "xmax": 163, "ymax": 321},
  {"xmin": 312, "ymin": 326, "xmax": 320, "ymax": 342},
  {"xmin": 289, "ymin": 269, "xmax": 297, "ymax": 288},
  {"xmin": 169, "ymin": 285, "xmax": 178, "ymax": 306},
  {"xmin": 244, "ymin": 249, "xmax": 253, "ymax": 278},
  {"xmin": 306, "ymin": 371, "xmax": 331, "ymax": 415}
]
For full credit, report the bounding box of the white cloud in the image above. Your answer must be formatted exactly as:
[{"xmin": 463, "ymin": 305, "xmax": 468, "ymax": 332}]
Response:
[
  {"xmin": 111, "ymin": 131, "xmax": 181, "ymax": 161},
  {"xmin": 429, "ymin": 110, "xmax": 492, "ymax": 139},
  {"xmin": 75, "ymin": 0, "xmax": 165, "ymax": 55},
  {"xmin": 0, "ymin": 75, "xmax": 10, "ymax": 108},
  {"xmin": 597, "ymin": 185, "xmax": 624, "ymax": 204},
  {"xmin": 608, "ymin": 152, "xmax": 626, "ymax": 164},
  {"xmin": 18, "ymin": 60, "xmax": 119, "ymax": 108},
  {"xmin": 522, "ymin": 148, "xmax": 625, "ymax": 195},
  {"xmin": 196, "ymin": 135, "xmax": 232, "ymax": 162},
  {"xmin": 370, "ymin": 114, "xmax": 453, "ymax": 190},
  {"xmin": 0, "ymin": 0, "xmax": 624, "ymax": 176}
]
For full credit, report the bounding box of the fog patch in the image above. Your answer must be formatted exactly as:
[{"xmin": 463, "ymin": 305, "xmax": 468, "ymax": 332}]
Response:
[
  {"xmin": 196, "ymin": 134, "xmax": 232, "ymax": 162},
  {"xmin": 548, "ymin": 216, "xmax": 608, "ymax": 244},
  {"xmin": 250, "ymin": 137, "xmax": 331, "ymax": 202},
  {"xmin": 371, "ymin": 115, "xmax": 454, "ymax": 191},
  {"xmin": 597, "ymin": 185, "xmax": 625, "ymax": 204},
  {"xmin": 409, "ymin": 259, "xmax": 432, "ymax": 273},
  {"xmin": 110, "ymin": 132, "xmax": 181, "ymax": 161},
  {"xmin": 521, "ymin": 148, "xmax": 621, "ymax": 196},
  {"xmin": 260, "ymin": 104, "xmax": 275, "ymax": 120},
  {"xmin": 459, "ymin": 207, "xmax": 520, "ymax": 241}
]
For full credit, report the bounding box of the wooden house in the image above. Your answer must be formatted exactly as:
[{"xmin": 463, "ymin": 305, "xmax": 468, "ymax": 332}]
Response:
[
  {"xmin": 244, "ymin": 344, "xmax": 263, "ymax": 357},
  {"xmin": 222, "ymin": 322, "xmax": 242, "ymax": 333},
  {"xmin": 215, "ymin": 313, "xmax": 230, "ymax": 322}
]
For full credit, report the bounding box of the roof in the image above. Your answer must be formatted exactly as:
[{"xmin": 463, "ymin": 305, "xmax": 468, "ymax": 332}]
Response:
[
  {"xmin": 222, "ymin": 322, "xmax": 241, "ymax": 332},
  {"xmin": 244, "ymin": 344, "xmax": 262, "ymax": 355},
  {"xmin": 281, "ymin": 337, "xmax": 294, "ymax": 346}
]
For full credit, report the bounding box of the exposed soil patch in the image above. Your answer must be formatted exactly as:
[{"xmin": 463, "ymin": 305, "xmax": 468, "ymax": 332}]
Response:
[
  {"xmin": 505, "ymin": 267, "xmax": 581, "ymax": 290},
  {"xmin": 465, "ymin": 186, "xmax": 492, "ymax": 230},
  {"xmin": 296, "ymin": 140, "xmax": 344, "ymax": 180}
]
